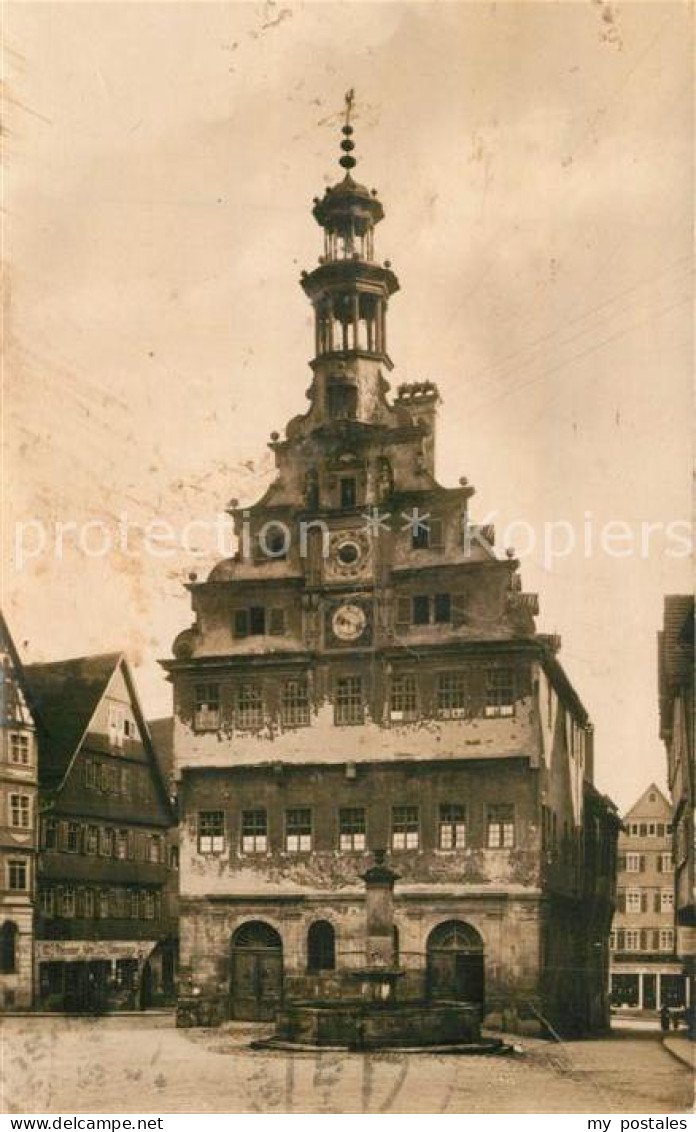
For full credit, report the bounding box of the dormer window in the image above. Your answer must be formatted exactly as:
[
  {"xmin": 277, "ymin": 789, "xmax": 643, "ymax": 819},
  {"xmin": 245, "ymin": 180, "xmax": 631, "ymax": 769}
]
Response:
[{"xmin": 411, "ymin": 517, "xmax": 443, "ymax": 550}]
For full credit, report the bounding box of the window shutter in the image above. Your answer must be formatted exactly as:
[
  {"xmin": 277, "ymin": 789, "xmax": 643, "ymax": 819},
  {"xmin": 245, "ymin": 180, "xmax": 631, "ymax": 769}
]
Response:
[
  {"xmin": 269, "ymin": 608, "xmax": 286, "ymax": 636},
  {"xmin": 639, "ymin": 855, "xmax": 646, "ymax": 872},
  {"xmin": 654, "ymin": 891, "xmax": 661, "ymax": 913},
  {"xmin": 617, "ymin": 853, "xmax": 626, "ymax": 872},
  {"xmin": 395, "ymin": 597, "xmax": 411, "ymax": 632},
  {"xmin": 451, "ymin": 592, "xmax": 468, "ymax": 628},
  {"xmin": 429, "ymin": 518, "xmax": 444, "ymax": 549},
  {"xmin": 652, "ymin": 930, "xmax": 660, "ymax": 951},
  {"xmin": 640, "ymin": 930, "xmax": 648, "ymax": 951},
  {"xmin": 641, "ymin": 892, "xmax": 648, "ymax": 913},
  {"xmin": 617, "ymin": 889, "xmax": 626, "ymax": 913},
  {"xmin": 657, "ymin": 854, "xmax": 662, "ymax": 872},
  {"xmin": 234, "ymin": 609, "xmax": 249, "ymax": 638}
]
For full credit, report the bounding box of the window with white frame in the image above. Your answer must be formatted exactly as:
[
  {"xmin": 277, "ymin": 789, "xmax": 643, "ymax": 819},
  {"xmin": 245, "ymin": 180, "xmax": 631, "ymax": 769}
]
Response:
[
  {"xmin": 659, "ymin": 853, "xmax": 673, "ymax": 873},
  {"xmin": 661, "ymin": 889, "xmax": 674, "ymax": 911},
  {"xmin": 484, "ymin": 668, "xmax": 515, "ymax": 718},
  {"xmin": 626, "ymin": 853, "xmax": 641, "ymax": 872},
  {"xmin": 281, "ymin": 679, "xmax": 310, "ymax": 728},
  {"xmin": 437, "ymin": 672, "xmax": 468, "ymax": 718},
  {"xmin": 439, "ymin": 804, "xmax": 467, "ymax": 849},
  {"xmin": 659, "ymin": 929, "xmax": 674, "ymax": 951},
  {"xmin": 339, "ymin": 808, "xmax": 366, "ymax": 851},
  {"xmin": 100, "ymin": 827, "xmax": 114, "ymax": 857},
  {"xmin": 626, "ymin": 889, "xmax": 641, "ymax": 913},
  {"xmin": 98, "ymin": 890, "xmax": 110, "ymax": 919},
  {"xmin": 60, "ymin": 887, "xmax": 76, "ymax": 918},
  {"xmin": 286, "ymin": 809, "xmax": 312, "ymax": 852},
  {"xmin": 43, "ymin": 817, "xmax": 58, "ymax": 850},
  {"xmin": 624, "ymin": 929, "xmax": 640, "ymax": 951},
  {"xmin": 334, "ymin": 676, "xmax": 364, "ymax": 726},
  {"xmin": 149, "ymin": 834, "xmax": 163, "ymax": 864},
  {"xmin": 39, "ymin": 887, "xmax": 54, "ymax": 916},
  {"xmin": 609, "ymin": 930, "xmax": 616, "ymax": 950},
  {"xmin": 107, "ymin": 704, "xmax": 126, "ymax": 748},
  {"xmin": 487, "ymin": 804, "xmax": 515, "ymax": 848},
  {"xmin": 115, "ymin": 830, "xmax": 129, "ymax": 860},
  {"xmin": 85, "ymin": 826, "xmax": 99, "ymax": 856},
  {"xmin": 390, "ymin": 674, "xmax": 418, "ymax": 722},
  {"xmin": 66, "ymin": 823, "xmax": 80, "ymax": 853},
  {"xmin": 392, "ymin": 806, "xmax": 419, "ymax": 850},
  {"xmin": 9, "ymin": 733, "xmax": 30, "ymax": 765},
  {"xmin": 198, "ymin": 811, "xmax": 225, "ymax": 854},
  {"xmin": 241, "ymin": 810, "xmax": 268, "ymax": 854},
  {"xmin": 8, "ymin": 859, "xmax": 27, "ymax": 890},
  {"xmin": 194, "ymin": 684, "xmax": 220, "ymax": 731},
  {"xmin": 236, "ymin": 683, "xmax": 263, "ymax": 730},
  {"xmin": 9, "ymin": 794, "xmax": 30, "ymax": 829}
]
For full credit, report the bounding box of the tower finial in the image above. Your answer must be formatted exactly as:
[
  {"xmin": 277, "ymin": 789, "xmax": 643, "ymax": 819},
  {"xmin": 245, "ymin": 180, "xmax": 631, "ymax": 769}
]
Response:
[{"xmin": 339, "ymin": 88, "xmax": 357, "ymax": 171}]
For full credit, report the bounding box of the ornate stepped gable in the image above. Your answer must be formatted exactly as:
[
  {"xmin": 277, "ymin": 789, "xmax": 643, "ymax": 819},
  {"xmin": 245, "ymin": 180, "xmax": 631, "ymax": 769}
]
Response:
[{"xmin": 172, "ymin": 99, "xmax": 539, "ymax": 674}]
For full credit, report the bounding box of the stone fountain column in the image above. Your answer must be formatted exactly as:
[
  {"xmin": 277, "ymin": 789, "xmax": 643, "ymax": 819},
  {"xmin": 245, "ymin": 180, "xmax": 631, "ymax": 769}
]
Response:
[{"xmin": 361, "ymin": 850, "xmax": 400, "ymax": 969}]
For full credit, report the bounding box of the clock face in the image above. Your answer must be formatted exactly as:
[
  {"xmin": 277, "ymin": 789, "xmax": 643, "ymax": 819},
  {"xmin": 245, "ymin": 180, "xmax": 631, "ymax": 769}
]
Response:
[
  {"xmin": 325, "ymin": 529, "xmax": 372, "ymax": 582},
  {"xmin": 331, "ymin": 603, "xmax": 367, "ymax": 641}
]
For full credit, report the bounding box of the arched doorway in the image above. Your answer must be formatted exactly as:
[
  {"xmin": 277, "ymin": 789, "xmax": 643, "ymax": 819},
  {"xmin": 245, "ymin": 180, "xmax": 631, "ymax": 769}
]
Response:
[
  {"xmin": 307, "ymin": 920, "xmax": 335, "ymax": 971},
  {"xmin": 230, "ymin": 921, "xmax": 283, "ymax": 1021},
  {"xmin": 0, "ymin": 922, "xmax": 18, "ymax": 973},
  {"xmin": 426, "ymin": 920, "xmax": 484, "ymax": 1009}
]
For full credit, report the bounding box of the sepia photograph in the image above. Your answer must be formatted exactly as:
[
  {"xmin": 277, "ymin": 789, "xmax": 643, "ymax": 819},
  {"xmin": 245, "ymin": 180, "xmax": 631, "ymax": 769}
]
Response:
[{"xmin": 0, "ymin": 0, "xmax": 693, "ymax": 1120}]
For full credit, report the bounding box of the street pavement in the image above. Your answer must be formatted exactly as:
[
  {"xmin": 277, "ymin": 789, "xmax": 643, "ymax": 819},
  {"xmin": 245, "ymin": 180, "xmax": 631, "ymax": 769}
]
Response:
[{"xmin": 0, "ymin": 1015, "xmax": 692, "ymax": 1115}]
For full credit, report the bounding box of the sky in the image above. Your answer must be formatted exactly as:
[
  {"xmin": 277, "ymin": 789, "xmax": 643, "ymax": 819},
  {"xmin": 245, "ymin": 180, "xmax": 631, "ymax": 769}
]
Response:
[{"xmin": 3, "ymin": 1, "xmax": 693, "ymax": 812}]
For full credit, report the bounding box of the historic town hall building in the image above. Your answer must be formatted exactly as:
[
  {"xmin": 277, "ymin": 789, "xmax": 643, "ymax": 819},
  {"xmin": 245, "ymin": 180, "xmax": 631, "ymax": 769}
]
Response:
[{"xmin": 166, "ymin": 105, "xmax": 619, "ymax": 1035}]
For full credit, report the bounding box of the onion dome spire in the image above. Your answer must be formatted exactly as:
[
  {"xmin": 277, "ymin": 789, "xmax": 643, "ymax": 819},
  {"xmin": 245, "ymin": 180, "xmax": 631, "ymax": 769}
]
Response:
[{"xmin": 339, "ymin": 89, "xmax": 357, "ymax": 171}]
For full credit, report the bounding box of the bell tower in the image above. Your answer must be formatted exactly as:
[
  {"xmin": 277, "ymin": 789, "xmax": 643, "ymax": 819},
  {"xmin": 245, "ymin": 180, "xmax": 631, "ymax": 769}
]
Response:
[{"xmin": 300, "ymin": 92, "xmax": 400, "ymax": 425}]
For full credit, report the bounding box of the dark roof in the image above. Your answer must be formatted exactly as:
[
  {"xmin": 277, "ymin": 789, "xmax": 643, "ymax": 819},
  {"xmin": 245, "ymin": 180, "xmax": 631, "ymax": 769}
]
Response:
[
  {"xmin": 23, "ymin": 652, "xmax": 121, "ymax": 786},
  {"xmin": 658, "ymin": 595, "xmax": 694, "ymax": 737},
  {"xmin": 148, "ymin": 716, "xmax": 174, "ymax": 791}
]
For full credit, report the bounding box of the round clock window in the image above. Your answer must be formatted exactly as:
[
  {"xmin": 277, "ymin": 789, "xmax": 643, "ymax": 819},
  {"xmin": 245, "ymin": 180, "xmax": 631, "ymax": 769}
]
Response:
[
  {"xmin": 336, "ymin": 540, "xmax": 361, "ymax": 567},
  {"xmin": 332, "ymin": 603, "xmax": 367, "ymax": 641}
]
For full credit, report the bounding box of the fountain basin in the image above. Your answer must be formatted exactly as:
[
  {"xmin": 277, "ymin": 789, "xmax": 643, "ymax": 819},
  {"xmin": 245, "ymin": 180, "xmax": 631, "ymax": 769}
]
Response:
[{"xmin": 271, "ymin": 998, "xmax": 481, "ymax": 1049}]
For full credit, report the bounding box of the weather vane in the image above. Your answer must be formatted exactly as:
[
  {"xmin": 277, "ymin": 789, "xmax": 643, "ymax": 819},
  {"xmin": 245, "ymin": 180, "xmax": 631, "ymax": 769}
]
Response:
[{"xmin": 340, "ymin": 89, "xmax": 357, "ymax": 170}]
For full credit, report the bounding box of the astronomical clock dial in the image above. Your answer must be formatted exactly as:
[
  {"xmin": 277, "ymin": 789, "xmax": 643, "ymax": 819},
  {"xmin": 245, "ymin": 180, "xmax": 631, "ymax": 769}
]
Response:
[
  {"xmin": 331, "ymin": 603, "xmax": 367, "ymax": 642},
  {"xmin": 325, "ymin": 529, "xmax": 373, "ymax": 582}
]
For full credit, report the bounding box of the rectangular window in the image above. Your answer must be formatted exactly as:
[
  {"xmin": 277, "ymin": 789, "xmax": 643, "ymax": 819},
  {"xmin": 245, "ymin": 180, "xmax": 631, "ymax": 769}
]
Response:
[
  {"xmin": 334, "ymin": 676, "xmax": 364, "ymax": 726},
  {"xmin": 9, "ymin": 794, "xmax": 30, "ymax": 829},
  {"xmin": 389, "ymin": 675, "xmax": 418, "ymax": 722},
  {"xmin": 149, "ymin": 835, "xmax": 163, "ymax": 864},
  {"xmin": 115, "ymin": 830, "xmax": 129, "ymax": 860},
  {"xmin": 8, "ymin": 859, "xmax": 27, "ymax": 890},
  {"xmin": 249, "ymin": 607, "xmax": 266, "ymax": 636},
  {"xmin": 659, "ymin": 853, "xmax": 673, "ymax": 873},
  {"xmin": 39, "ymin": 887, "xmax": 54, "ymax": 916},
  {"xmin": 281, "ymin": 679, "xmax": 310, "ymax": 727},
  {"xmin": 66, "ymin": 823, "xmax": 81, "ymax": 853},
  {"xmin": 412, "ymin": 522, "xmax": 430, "ymax": 550},
  {"xmin": 439, "ymin": 804, "xmax": 467, "ymax": 849},
  {"xmin": 98, "ymin": 890, "xmax": 109, "ymax": 919},
  {"xmin": 392, "ymin": 806, "xmax": 419, "ymax": 850},
  {"xmin": 9, "ymin": 733, "xmax": 30, "ymax": 765},
  {"xmin": 339, "ymin": 807, "xmax": 366, "ymax": 851},
  {"xmin": 198, "ymin": 811, "xmax": 225, "ymax": 854},
  {"xmin": 233, "ymin": 609, "xmax": 249, "ymax": 638},
  {"xmin": 107, "ymin": 704, "xmax": 125, "ymax": 748},
  {"xmin": 100, "ymin": 827, "xmax": 114, "ymax": 858},
  {"xmin": 487, "ymin": 804, "xmax": 515, "ymax": 848},
  {"xmin": 648, "ymin": 823, "xmax": 656, "ymax": 836},
  {"xmin": 624, "ymin": 930, "xmax": 640, "ymax": 951},
  {"xmin": 194, "ymin": 684, "xmax": 220, "ymax": 731},
  {"xmin": 395, "ymin": 597, "xmax": 412, "ymax": 633},
  {"xmin": 437, "ymin": 672, "xmax": 468, "ymax": 718},
  {"xmin": 84, "ymin": 889, "xmax": 95, "ymax": 918},
  {"xmin": 609, "ymin": 930, "xmax": 616, "ymax": 951},
  {"xmin": 61, "ymin": 887, "xmax": 76, "ymax": 918},
  {"xmin": 657, "ymin": 823, "xmax": 665, "ymax": 838},
  {"xmin": 626, "ymin": 853, "xmax": 641, "ymax": 872},
  {"xmin": 43, "ymin": 817, "xmax": 58, "ymax": 850},
  {"xmin": 269, "ymin": 608, "xmax": 287, "ymax": 636},
  {"xmin": 286, "ymin": 808, "xmax": 312, "ymax": 852},
  {"xmin": 660, "ymin": 929, "xmax": 674, "ymax": 951},
  {"xmin": 412, "ymin": 595, "xmax": 430, "ymax": 625},
  {"xmin": 129, "ymin": 890, "xmax": 140, "ymax": 919},
  {"xmin": 236, "ymin": 682, "xmax": 263, "ymax": 729},
  {"xmin": 484, "ymin": 668, "xmax": 515, "ymax": 718},
  {"xmin": 626, "ymin": 889, "xmax": 641, "ymax": 913},
  {"xmin": 144, "ymin": 891, "xmax": 156, "ymax": 920},
  {"xmin": 84, "ymin": 826, "xmax": 98, "ymax": 856},
  {"xmin": 433, "ymin": 593, "xmax": 451, "ymax": 624},
  {"xmin": 84, "ymin": 758, "xmax": 99, "ymax": 790},
  {"xmin": 340, "ymin": 477, "xmax": 357, "ymax": 510},
  {"xmin": 241, "ymin": 810, "xmax": 268, "ymax": 854},
  {"xmin": 661, "ymin": 889, "xmax": 674, "ymax": 911}
]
